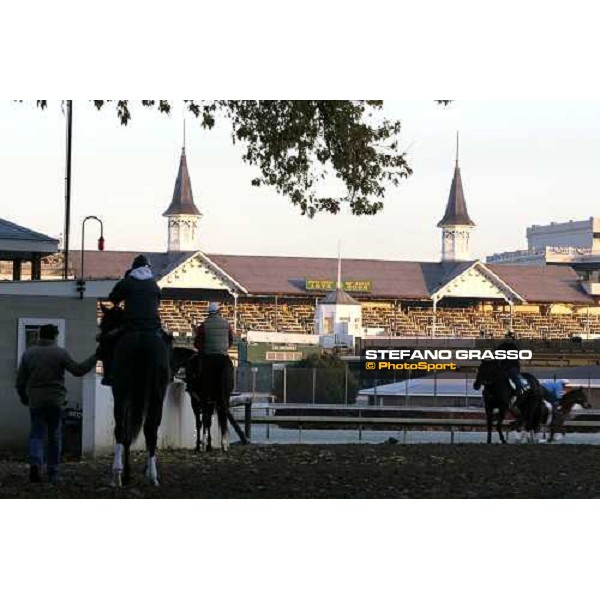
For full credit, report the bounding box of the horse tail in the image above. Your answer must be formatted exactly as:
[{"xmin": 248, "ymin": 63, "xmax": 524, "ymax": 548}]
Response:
[{"xmin": 130, "ymin": 382, "xmax": 148, "ymax": 442}]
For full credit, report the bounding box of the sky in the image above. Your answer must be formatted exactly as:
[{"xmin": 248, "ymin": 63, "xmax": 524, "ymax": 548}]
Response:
[{"xmin": 2, "ymin": 100, "xmax": 600, "ymax": 263}]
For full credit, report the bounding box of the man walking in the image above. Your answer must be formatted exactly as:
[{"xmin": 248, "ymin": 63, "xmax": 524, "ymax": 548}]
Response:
[{"xmin": 16, "ymin": 324, "xmax": 97, "ymax": 483}]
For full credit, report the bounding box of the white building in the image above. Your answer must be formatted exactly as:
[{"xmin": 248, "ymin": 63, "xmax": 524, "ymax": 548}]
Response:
[
  {"xmin": 488, "ymin": 217, "xmax": 600, "ymax": 265},
  {"xmin": 315, "ymin": 287, "xmax": 363, "ymax": 348}
]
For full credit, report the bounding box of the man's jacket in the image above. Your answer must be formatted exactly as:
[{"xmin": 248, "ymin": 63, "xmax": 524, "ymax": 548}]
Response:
[{"xmin": 16, "ymin": 340, "xmax": 97, "ymax": 408}]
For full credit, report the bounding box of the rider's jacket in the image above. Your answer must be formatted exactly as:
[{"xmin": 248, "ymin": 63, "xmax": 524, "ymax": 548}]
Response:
[
  {"xmin": 542, "ymin": 380, "xmax": 565, "ymax": 403},
  {"xmin": 109, "ymin": 266, "xmax": 161, "ymax": 332},
  {"xmin": 496, "ymin": 340, "xmax": 520, "ymax": 371},
  {"xmin": 194, "ymin": 313, "xmax": 233, "ymax": 356}
]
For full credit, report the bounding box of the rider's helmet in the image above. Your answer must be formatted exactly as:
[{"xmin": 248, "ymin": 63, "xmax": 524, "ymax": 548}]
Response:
[
  {"xmin": 131, "ymin": 254, "xmax": 152, "ymax": 270},
  {"xmin": 208, "ymin": 302, "xmax": 220, "ymax": 314}
]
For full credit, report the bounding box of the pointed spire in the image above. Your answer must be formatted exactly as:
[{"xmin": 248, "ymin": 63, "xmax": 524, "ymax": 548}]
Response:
[
  {"xmin": 163, "ymin": 145, "xmax": 201, "ymax": 217},
  {"xmin": 455, "ymin": 130, "xmax": 459, "ymax": 166},
  {"xmin": 337, "ymin": 240, "xmax": 342, "ymax": 289},
  {"xmin": 321, "ymin": 240, "xmax": 360, "ymax": 305},
  {"xmin": 437, "ymin": 133, "xmax": 475, "ymax": 227}
]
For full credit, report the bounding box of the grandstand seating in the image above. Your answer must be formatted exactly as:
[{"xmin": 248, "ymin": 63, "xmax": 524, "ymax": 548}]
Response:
[{"xmin": 95, "ymin": 297, "xmax": 599, "ymax": 340}]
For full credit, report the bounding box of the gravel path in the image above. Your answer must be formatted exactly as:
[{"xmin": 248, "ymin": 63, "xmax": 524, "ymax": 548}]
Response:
[{"xmin": 1, "ymin": 444, "xmax": 600, "ymax": 498}]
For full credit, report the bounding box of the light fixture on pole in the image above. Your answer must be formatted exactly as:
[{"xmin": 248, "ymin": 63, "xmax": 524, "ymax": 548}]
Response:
[{"xmin": 78, "ymin": 216, "xmax": 105, "ymax": 299}]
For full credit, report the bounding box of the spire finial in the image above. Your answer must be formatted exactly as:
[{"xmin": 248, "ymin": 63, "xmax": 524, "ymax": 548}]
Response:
[
  {"xmin": 337, "ymin": 240, "xmax": 342, "ymax": 290},
  {"xmin": 455, "ymin": 131, "xmax": 459, "ymax": 166}
]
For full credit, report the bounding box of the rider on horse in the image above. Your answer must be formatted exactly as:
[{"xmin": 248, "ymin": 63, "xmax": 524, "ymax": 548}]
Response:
[
  {"xmin": 194, "ymin": 302, "xmax": 234, "ymax": 359},
  {"xmin": 542, "ymin": 378, "xmax": 569, "ymax": 408},
  {"xmin": 192, "ymin": 302, "xmax": 235, "ymax": 450},
  {"xmin": 192, "ymin": 301, "xmax": 234, "ymax": 396},
  {"xmin": 106, "ymin": 254, "xmax": 170, "ymax": 485}
]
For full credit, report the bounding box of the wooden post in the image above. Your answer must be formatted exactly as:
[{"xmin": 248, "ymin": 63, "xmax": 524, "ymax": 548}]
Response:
[
  {"xmin": 344, "ymin": 363, "xmax": 349, "ymax": 405},
  {"xmin": 12, "ymin": 259, "xmax": 22, "ymax": 281}
]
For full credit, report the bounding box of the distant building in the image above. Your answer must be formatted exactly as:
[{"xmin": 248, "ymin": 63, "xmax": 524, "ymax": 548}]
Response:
[{"xmin": 487, "ymin": 217, "xmax": 600, "ymax": 295}]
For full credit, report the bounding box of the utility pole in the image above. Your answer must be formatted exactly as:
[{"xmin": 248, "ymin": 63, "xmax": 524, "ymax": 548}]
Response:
[{"xmin": 63, "ymin": 100, "xmax": 73, "ymax": 279}]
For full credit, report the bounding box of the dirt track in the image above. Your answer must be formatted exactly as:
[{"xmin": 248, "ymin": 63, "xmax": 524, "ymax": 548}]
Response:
[{"xmin": 1, "ymin": 444, "xmax": 599, "ymax": 498}]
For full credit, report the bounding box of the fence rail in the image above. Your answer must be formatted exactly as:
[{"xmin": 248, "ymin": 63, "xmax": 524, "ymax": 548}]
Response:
[{"xmin": 227, "ymin": 399, "xmax": 600, "ymax": 443}]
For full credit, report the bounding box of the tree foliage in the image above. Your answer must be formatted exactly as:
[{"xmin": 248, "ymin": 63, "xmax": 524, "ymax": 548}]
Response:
[
  {"xmin": 274, "ymin": 352, "xmax": 358, "ymax": 404},
  {"xmin": 32, "ymin": 100, "xmax": 415, "ymax": 217}
]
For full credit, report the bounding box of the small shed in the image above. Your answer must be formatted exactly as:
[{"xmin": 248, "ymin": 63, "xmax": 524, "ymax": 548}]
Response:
[{"xmin": 0, "ymin": 218, "xmax": 59, "ymax": 280}]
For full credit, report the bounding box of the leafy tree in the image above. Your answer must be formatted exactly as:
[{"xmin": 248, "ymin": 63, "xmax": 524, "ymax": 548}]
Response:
[
  {"xmin": 274, "ymin": 352, "xmax": 358, "ymax": 404},
  {"xmin": 29, "ymin": 100, "xmax": 418, "ymax": 218}
]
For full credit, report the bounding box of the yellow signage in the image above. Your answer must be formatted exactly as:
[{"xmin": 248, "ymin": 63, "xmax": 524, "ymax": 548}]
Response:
[{"xmin": 305, "ymin": 279, "xmax": 372, "ymax": 293}]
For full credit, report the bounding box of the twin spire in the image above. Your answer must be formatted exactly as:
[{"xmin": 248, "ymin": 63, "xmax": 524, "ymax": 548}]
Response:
[
  {"xmin": 162, "ymin": 119, "xmax": 201, "ymax": 217},
  {"xmin": 437, "ymin": 132, "xmax": 475, "ymax": 228}
]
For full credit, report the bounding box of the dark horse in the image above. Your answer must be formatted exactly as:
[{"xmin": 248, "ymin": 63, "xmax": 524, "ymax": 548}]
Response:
[
  {"xmin": 473, "ymin": 359, "xmax": 512, "ymax": 444},
  {"xmin": 98, "ymin": 304, "xmax": 171, "ymax": 486},
  {"xmin": 509, "ymin": 373, "xmax": 563, "ymax": 443},
  {"xmin": 171, "ymin": 346, "xmax": 234, "ymax": 452},
  {"xmin": 534, "ymin": 386, "xmax": 590, "ymax": 443}
]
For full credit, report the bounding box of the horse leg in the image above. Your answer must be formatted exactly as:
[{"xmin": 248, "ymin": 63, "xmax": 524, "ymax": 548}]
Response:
[
  {"xmin": 218, "ymin": 401, "xmax": 230, "ymax": 452},
  {"xmin": 112, "ymin": 395, "xmax": 128, "ymax": 487},
  {"xmin": 496, "ymin": 406, "xmax": 507, "ymax": 444},
  {"xmin": 191, "ymin": 394, "xmax": 202, "ymax": 452},
  {"xmin": 485, "ymin": 403, "xmax": 493, "ymax": 444},
  {"xmin": 112, "ymin": 442, "xmax": 124, "ymax": 487},
  {"xmin": 142, "ymin": 381, "xmax": 165, "ymax": 487},
  {"xmin": 202, "ymin": 403, "xmax": 213, "ymax": 452},
  {"xmin": 123, "ymin": 444, "xmax": 132, "ymax": 484}
]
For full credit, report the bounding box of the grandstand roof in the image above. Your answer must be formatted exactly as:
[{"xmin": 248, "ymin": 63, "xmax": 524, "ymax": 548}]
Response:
[
  {"xmin": 490, "ymin": 264, "xmax": 591, "ymax": 304},
  {"xmin": 70, "ymin": 250, "xmax": 194, "ymax": 280},
  {"xmin": 63, "ymin": 251, "xmax": 593, "ymax": 304},
  {"xmin": 208, "ymin": 255, "xmax": 592, "ymax": 303},
  {"xmin": 162, "ymin": 148, "xmax": 201, "ymax": 217}
]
